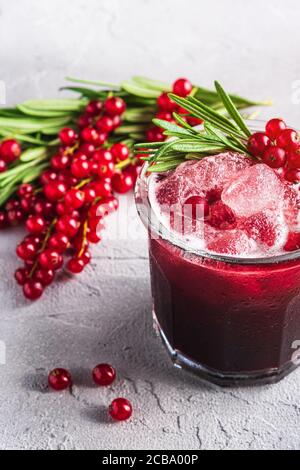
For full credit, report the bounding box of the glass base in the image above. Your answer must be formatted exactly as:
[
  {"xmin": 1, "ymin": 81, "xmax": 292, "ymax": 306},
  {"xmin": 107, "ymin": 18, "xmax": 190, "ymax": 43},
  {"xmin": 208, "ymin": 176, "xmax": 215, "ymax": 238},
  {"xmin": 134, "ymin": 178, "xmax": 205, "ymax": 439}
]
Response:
[{"xmin": 153, "ymin": 311, "xmax": 298, "ymax": 387}]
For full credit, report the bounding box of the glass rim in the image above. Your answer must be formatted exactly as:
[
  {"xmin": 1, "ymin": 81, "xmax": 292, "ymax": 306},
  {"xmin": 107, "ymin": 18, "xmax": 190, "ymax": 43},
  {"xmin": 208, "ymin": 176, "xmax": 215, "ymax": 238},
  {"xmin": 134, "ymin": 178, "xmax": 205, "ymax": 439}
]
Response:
[{"xmin": 135, "ymin": 119, "xmax": 300, "ymax": 266}]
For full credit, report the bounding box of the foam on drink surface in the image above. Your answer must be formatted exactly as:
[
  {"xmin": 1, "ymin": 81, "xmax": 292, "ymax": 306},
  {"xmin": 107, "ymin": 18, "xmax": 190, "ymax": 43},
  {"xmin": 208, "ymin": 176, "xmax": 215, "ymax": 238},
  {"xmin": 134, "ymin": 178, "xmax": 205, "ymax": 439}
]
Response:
[{"xmin": 149, "ymin": 152, "xmax": 300, "ymax": 258}]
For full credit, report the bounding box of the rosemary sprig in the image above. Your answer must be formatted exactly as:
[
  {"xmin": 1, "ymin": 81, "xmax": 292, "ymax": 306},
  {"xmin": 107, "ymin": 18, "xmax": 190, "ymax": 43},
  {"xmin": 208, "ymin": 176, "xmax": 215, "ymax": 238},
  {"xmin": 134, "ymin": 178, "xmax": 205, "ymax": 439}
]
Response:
[{"xmin": 135, "ymin": 81, "xmax": 254, "ymax": 172}]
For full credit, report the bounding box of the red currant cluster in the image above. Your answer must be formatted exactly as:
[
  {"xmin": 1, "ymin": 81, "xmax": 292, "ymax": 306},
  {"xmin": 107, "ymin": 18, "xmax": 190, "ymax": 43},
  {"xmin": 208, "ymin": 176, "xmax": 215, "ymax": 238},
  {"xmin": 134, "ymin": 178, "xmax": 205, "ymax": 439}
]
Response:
[
  {"xmin": 0, "ymin": 139, "xmax": 21, "ymax": 173},
  {"xmin": 9, "ymin": 96, "xmax": 144, "ymax": 300},
  {"xmin": 145, "ymin": 77, "xmax": 203, "ymax": 143},
  {"xmin": 48, "ymin": 364, "xmax": 132, "ymax": 421},
  {"xmin": 247, "ymin": 118, "xmax": 300, "ymax": 182}
]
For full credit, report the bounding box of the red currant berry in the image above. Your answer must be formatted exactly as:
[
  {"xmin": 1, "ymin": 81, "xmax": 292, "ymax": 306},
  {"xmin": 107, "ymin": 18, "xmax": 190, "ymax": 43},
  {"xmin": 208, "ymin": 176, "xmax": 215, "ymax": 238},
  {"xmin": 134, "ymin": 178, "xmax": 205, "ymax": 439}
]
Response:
[
  {"xmin": 157, "ymin": 92, "xmax": 176, "ymax": 112},
  {"xmin": 83, "ymin": 186, "xmax": 97, "ymax": 203},
  {"xmin": 155, "ymin": 111, "xmax": 174, "ymax": 122},
  {"xmin": 92, "ymin": 363, "xmax": 116, "ymax": 386},
  {"xmin": 265, "ymin": 118, "xmax": 286, "ymax": 140},
  {"xmin": 7, "ymin": 209, "xmax": 24, "ymax": 225},
  {"xmin": 287, "ymin": 150, "xmax": 300, "ymax": 169},
  {"xmin": 92, "ymin": 180, "xmax": 112, "ymax": 198},
  {"xmin": 96, "ymin": 115, "xmax": 114, "ymax": 133},
  {"xmin": 285, "ymin": 169, "xmax": 300, "ymax": 184},
  {"xmin": 93, "ymin": 149, "xmax": 113, "ymax": 162},
  {"xmin": 146, "ymin": 126, "xmax": 165, "ymax": 142},
  {"xmin": 78, "ymin": 113, "xmax": 93, "ymax": 128},
  {"xmin": 111, "ymin": 115, "xmax": 122, "ymax": 129},
  {"xmin": 71, "ymin": 159, "xmax": 90, "ymax": 179},
  {"xmin": 14, "ymin": 268, "xmax": 29, "ymax": 286},
  {"xmin": 56, "ymin": 216, "xmax": 79, "ymax": 237},
  {"xmin": 262, "ymin": 146, "xmax": 286, "ymax": 169},
  {"xmin": 87, "ymin": 229, "xmax": 101, "ymax": 244},
  {"xmin": 88, "ymin": 216, "xmax": 105, "ymax": 232},
  {"xmin": 44, "ymin": 181, "xmax": 67, "ymax": 202},
  {"xmin": 104, "ymin": 96, "xmax": 126, "ymax": 116},
  {"xmin": 80, "ymin": 250, "xmax": 91, "ymax": 265},
  {"xmin": 85, "ymin": 100, "xmax": 102, "ymax": 116},
  {"xmin": 102, "ymin": 195, "xmax": 119, "ymax": 212},
  {"xmin": 67, "ymin": 258, "xmax": 85, "ymax": 274},
  {"xmin": 81, "ymin": 127, "xmax": 99, "ymax": 144},
  {"xmin": 0, "ymin": 159, "xmax": 7, "ymax": 173},
  {"xmin": 48, "ymin": 368, "xmax": 72, "ymax": 391},
  {"xmin": 184, "ymin": 196, "xmax": 209, "ymax": 219},
  {"xmin": 247, "ymin": 132, "xmax": 271, "ymax": 157},
  {"xmin": 39, "ymin": 249, "xmax": 63, "ymax": 270},
  {"xmin": 111, "ymin": 143, "xmax": 130, "ymax": 162},
  {"xmin": 16, "ymin": 241, "xmax": 37, "ymax": 260},
  {"xmin": 59, "ymin": 128, "xmax": 78, "ymax": 146},
  {"xmin": 17, "ymin": 183, "xmax": 33, "ymax": 198},
  {"xmin": 65, "ymin": 189, "xmax": 85, "ymax": 209},
  {"xmin": 277, "ymin": 129, "xmax": 300, "ymax": 151},
  {"xmin": 173, "ymin": 78, "xmax": 193, "ymax": 97},
  {"xmin": 51, "ymin": 154, "xmax": 71, "ymax": 171},
  {"xmin": 48, "ymin": 233, "xmax": 69, "ymax": 253},
  {"xmin": 98, "ymin": 160, "xmax": 115, "ymax": 178},
  {"xmin": 40, "ymin": 170, "xmax": 58, "ymax": 186},
  {"xmin": 34, "ymin": 268, "xmax": 54, "ymax": 286},
  {"xmin": 0, "ymin": 211, "xmax": 7, "ymax": 229},
  {"xmin": 112, "ymin": 172, "xmax": 134, "ymax": 194},
  {"xmin": 57, "ymin": 170, "xmax": 77, "ymax": 188},
  {"xmin": 187, "ymin": 116, "xmax": 204, "ymax": 127},
  {"xmin": 26, "ymin": 215, "xmax": 46, "ymax": 234},
  {"xmin": 34, "ymin": 200, "xmax": 55, "ymax": 218},
  {"xmin": 23, "ymin": 280, "xmax": 44, "ymax": 300},
  {"xmin": 0, "ymin": 139, "xmax": 21, "ymax": 163},
  {"xmin": 109, "ymin": 398, "xmax": 132, "ymax": 421}
]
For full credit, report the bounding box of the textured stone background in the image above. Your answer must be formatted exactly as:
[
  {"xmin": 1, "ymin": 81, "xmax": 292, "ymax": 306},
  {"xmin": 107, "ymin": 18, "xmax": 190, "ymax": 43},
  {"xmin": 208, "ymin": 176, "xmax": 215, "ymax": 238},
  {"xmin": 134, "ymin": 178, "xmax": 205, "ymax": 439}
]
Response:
[{"xmin": 0, "ymin": 0, "xmax": 300, "ymax": 450}]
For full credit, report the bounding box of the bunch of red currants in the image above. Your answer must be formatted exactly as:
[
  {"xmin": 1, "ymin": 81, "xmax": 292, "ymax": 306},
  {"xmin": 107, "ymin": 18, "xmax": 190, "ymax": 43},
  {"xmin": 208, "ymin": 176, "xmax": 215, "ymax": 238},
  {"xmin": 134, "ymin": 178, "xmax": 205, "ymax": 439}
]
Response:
[{"xmin": 247, "ymin": 118, "xmax": 300, "ymax": 182}]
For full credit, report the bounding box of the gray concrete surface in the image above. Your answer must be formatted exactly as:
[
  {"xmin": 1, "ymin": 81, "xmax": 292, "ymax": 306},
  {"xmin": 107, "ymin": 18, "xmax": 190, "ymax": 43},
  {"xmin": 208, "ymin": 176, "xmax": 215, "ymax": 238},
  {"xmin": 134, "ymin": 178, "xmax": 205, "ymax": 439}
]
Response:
[{"xmin": 0, "ymin": 0, "xmax": 300, "ymax": 450}]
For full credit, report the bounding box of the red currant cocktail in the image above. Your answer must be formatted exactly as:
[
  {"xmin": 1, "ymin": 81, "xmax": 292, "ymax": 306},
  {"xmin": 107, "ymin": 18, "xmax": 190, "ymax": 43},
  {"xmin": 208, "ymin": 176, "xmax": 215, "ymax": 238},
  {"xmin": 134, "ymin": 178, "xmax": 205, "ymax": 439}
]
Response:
[{"xmin": 135, "ymin": 123, "xmax": 300, "ymax": 386}]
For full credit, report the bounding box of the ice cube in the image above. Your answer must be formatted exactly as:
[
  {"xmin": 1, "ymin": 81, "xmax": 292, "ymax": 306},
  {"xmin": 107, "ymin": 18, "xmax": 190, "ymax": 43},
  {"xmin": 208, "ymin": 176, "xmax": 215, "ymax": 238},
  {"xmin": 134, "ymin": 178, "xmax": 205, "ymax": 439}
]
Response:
[
  {"xmin": 206, "ymin": 230, "xmax": 256, "ymax": 256},
  {"xmin": 241, "ymin": 209, "xmax": 288, "ymax": 250},
  {"xmin": 222, "ymin": 164, "xmax": 284, "ymax": 217},
  {"xmin": 155, "ymin": 152, "xmax": 252, "ymax": 207},
  {"xmin": 283, "ymin": 183, "xmax": 300, "ymax": 231}
]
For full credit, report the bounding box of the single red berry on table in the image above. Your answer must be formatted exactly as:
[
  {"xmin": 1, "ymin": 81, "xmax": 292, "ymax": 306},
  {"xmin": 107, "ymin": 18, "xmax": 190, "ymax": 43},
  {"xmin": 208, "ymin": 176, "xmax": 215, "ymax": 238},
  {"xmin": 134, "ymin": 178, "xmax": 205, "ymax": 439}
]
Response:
[
  {"xmin": 56, "ymin": 215, "xmax": 79, "ymax": 237},
  {"xmin": 277, "ymin": 129, "xmax": 300, "ymax": 151},
  {"xmin": 111, "ymin": 143, "xmax": 130, "ymax": 162},
  {"xmin": 96, "ymin": 115, "xmax": 114, "ymax": 133},
  {"xmin": 48, "ymin": 368, "xmax": 72, "ymax": 391},
  {"xmin": 287, "ymin": 150, "xmax": 300, "ymax": 169},
  {"xmin": 26, "ymin": 215, "xmax": 46, "ymax": 234},
  {"xmin": 172, "ymin": 78, "xmax": 193, "ymax": 97},
  {"xmin": 39, "ymin": 249, "xmax": 63, "ymax": 270},
  {"xmin": 23, "ymin": 280, "xmax": 44, "ymax": 300},
  {"xmin": 59, "ymin": 127, "xmax": 78, "ymax": 146},
  {"xmin": 112, "ymin": 172, "xmax": 134, "ymax": 194},
  {"xmin": 92, "ymin": 363, "xmax": 116, "ymax": 386},
  {"xmin": 265, "ymin": 118, "xmax": 286, "ymax": 140},
  {"xmin": 157, "ymin": 92, "xmax": 177, "ymax": 111},
  {"xmin": 65, "ymin": 189, "xmax": 85, "ymax": 209},
  {"xmin": 44, "ymin": 181, "xmax": 67, "ymax": 202},
  {"xmin": 0, "ymin": 159, "xmax": 7, "ymax": 173},
  {"xmin": 104, "ymin": 96, "xmax": 126, "ymax": 116},
  {"xmin": 247, "ymin": 132, "xmax": 271, "ymax": 157},
  {"xmin": 14, "ymin": 268, "xmax": 29, "ymax": 286},
  {"xmin": 285, "ymin": 168, "xmax": 300, "ymax": 183},
  {"xmin": 67, "ymin": 258, "xmax": 85, "ymax": 274},
  {"xmin": 48, "ymin": 233, "xmax": 69, "ymax": 253},
  {"xmin": 34, "ymin": 268, "xmax": 54, "ymax": 287},
  {"xmin": 146, "ymin": 126, "xmax": 165, "ymax": 142},
  {"xmin": 109, "ymin": 398, "xmax": 132, "ymax": 421},
  {"xmin": 85, "ymin": 100, "xmax": 103, "ymax": 116},
  {"xmin": 0, "ymin": 139, "xmax": 21, "ymax": 163},
  {"xmin": 262, "ymin": 146, "xmax": 286, "ymax": 169}
]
